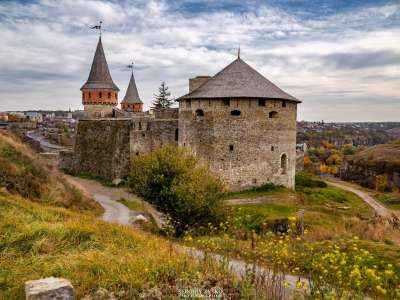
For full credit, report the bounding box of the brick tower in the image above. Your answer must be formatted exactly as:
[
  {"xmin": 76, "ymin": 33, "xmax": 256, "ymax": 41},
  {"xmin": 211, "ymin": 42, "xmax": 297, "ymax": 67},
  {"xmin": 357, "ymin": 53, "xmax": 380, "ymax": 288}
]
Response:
[
  {"xmin": 121, "ymin": 69, "xmax": 143, "ymax": 112},
  {"xmin": 81, "ymin": 37, "xmax": 119, "ymax": 118}
]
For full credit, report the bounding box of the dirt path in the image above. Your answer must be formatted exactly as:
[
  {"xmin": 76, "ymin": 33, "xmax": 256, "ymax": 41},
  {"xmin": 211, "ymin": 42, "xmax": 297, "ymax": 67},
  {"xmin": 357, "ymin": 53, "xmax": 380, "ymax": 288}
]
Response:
[
  {"xmin": 323, "ymin": 178, "xmax": 394, "ymax": 218},
  {"xmin": 67, "ymin": 176, "xmax": 167, "ymax": 228},
  {"xmin": 67, "ymin": 177, "xmax": 144, "ymax": 225}
]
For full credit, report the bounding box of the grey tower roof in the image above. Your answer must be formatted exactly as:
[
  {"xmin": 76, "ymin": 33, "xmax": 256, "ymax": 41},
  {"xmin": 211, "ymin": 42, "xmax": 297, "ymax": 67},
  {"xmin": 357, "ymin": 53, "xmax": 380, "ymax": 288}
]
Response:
[
  {"xmin": 178, "ymin": 57, "xmax": 300, "ymax": 102},
  {"xmin": 81, "ymin": 37, "xmax": 119, "ymax": 91},
  {"xmin": 121, "ymin": 71, "xmax": 142, "ymax": 104}
]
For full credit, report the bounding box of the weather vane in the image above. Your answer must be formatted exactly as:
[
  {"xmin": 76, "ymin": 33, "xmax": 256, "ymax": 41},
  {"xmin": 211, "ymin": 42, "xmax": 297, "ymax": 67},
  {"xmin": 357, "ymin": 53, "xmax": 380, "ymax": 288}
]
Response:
[
  {"xmin": 91, "ymin": 21, "xmax": 103, "ymax": 36},
  {"xmin": 127, "ymin": 61, "xmax": 134, "ymax": 73}
]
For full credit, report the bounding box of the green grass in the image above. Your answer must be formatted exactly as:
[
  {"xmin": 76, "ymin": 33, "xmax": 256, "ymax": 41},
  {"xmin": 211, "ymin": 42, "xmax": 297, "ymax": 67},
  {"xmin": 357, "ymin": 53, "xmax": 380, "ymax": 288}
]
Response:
[
  {"xmin": 374, "ymin": 192, "xmax": 400, "ymax": 210},
  {"xmin": 226, "ymin": 176, "xmax": 374, "ymax": 235},
  {"xmin": 222, "ymin": 183, "xmax": 287, "ymax": 200},
  {"xmin": 117, "ymin": 198, "xmax": 145, "ymax": 211},
  {"xmin": 0, "ymin": 192, "xmax": 238, "ymax": 299}
]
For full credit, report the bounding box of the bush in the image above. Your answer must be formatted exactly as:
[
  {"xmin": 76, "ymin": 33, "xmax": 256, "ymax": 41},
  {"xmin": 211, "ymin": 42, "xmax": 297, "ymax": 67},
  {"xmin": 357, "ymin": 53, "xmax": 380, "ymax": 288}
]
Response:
[
  {"xmin": 295, "ymin": 174, "xmax": 327, "ymax": 191},
  {"xmin": 129, "ymin": 145, "xmax": 226, "ymax": 236}
]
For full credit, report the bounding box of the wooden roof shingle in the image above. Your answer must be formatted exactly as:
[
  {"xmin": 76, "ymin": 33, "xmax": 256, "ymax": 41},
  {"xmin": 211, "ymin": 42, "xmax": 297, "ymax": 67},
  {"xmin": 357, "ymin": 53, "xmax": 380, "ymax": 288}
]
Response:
[
  {"xmin": 81, "ymin": 37, "xmax": 119, "ymax": 91},
  {"xmin": 178, "ymin": 57, "xmax": 299, "ymax": 102}
]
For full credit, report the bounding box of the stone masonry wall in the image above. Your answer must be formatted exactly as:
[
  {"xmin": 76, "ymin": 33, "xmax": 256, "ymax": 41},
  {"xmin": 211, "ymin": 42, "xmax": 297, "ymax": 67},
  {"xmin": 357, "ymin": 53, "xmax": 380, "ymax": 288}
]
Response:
[
  {"xmin": 71, "ymin": 119, "xmax": 132, "ymax": 179},
  {"xmin": 66, "ymin": 115, "xmax": 178, "ymax": 180},
  {"xmin": 179, "ymin": 98, "xmax": 297, "ymax": 190}
]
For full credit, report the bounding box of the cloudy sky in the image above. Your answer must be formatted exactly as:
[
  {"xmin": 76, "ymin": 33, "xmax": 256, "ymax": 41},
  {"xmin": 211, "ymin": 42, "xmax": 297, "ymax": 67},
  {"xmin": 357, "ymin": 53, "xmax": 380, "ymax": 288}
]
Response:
[{"xmin": 0, "ymin": 0, "xmax": 399, "ymax": 121}]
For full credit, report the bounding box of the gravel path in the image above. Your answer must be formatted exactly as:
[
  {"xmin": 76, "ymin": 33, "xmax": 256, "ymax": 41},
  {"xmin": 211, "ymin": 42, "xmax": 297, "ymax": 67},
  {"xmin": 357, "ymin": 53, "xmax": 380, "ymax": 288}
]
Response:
[
  {"xmin": 67, "ymin": 177, "xmax": 143, "ymax": 225},
  {"xmin": 323, "ymin": 178, "xmax": 393, "ymax": 218}
]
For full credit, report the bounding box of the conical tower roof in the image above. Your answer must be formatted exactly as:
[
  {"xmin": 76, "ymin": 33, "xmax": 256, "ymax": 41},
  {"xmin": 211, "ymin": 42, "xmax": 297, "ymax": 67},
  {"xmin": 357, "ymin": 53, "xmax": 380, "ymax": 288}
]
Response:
[
  {"xmin": 121, "ymin": 71, "xmax": 142, "ymax": 104},
  {"xmin": 178, "ymin": 57, "xmax": 299, "ymax": 102},
  {"xmin": 81, "ymin": 37, "xmax": 119, "ymax": 91}
]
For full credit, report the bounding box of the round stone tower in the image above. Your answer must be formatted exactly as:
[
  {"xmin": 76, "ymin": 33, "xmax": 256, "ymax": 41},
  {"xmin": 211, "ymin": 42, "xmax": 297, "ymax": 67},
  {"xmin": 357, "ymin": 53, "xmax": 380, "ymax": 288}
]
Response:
[
  {"xmin": 81, "ymin": 37, "xmax": 119, "ymax": 118},
  {"xmin": 177, "ymin": 56, "xmax": 301, "ymax": 190}
]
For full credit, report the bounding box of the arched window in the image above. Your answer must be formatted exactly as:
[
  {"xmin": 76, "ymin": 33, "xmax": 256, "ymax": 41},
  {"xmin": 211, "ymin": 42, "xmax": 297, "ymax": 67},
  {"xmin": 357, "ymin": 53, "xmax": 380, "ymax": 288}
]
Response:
[
  {"xmin": 195, "ymin": 109, "xmax": 204, "ymax": 119},
  {"xmin": 99, "ymin": 92, "xmax": 102, "ymax": 98},
  {"xmin": 175, "ymin": 128, "xmax": 179, "ymax": 141},
  {"xmin": 108, "ymin": 92, "xmax": 111, "ymax": 99},
  {"xmin": 269, "ymin": 111, "xmax": 278, "ymax": 118},
  {"xmin": 281, "ymin": 154, "xmax": 287, "ymax": 174}
]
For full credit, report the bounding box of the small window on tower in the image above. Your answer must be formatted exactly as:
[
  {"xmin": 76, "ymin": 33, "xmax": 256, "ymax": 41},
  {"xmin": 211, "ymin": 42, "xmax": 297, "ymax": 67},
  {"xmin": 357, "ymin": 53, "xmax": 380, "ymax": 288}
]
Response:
[
  {"xmin": 187, "ymin": 100, "xmax": 191, "ymax": 108},
  {"xmin": 271, "ymin": 146, "xmax": 275, "ymax": 151},
  {"xmin": 269, "ymin": 111, "xmax": 279, "ymax": 118},
  {"xmin": 223, "ymin": 99, "xmax": 230, "ymax": 106},
  {"xmin": 258, "ymin": 99, "xmax": 266, "ymax": 106},
  {"xmin": 229, "ymin": 144, "xmax": 234, "ymax": 151},
  {"xmin": 88, "ymin": 92, "xmax": 91, "ymax": 99},
  {"xmin": 108, "ymin": 92, "xmax": 111, "ymax": 99},
  {"xmin": 99, "ymin": 92, "xmax": 102, "ymax": 98},
  {"xmin": 230, "ymin": 110, "xmax": 241, "ymax": 116},
  {"xmin": 282, "ymin": 100, "xmax": 287, "ymax": 107}
]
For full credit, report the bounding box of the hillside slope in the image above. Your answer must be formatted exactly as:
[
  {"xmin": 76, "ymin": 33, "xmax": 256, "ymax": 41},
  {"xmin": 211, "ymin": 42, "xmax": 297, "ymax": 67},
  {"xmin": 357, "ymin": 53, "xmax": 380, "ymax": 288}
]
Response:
[
  {"xmin": 0, "ymin": 132, "xmax": 102, "ymax": 214},
  {"xmin": 349, "ymin": 142, "xmax": 400, "ymax": 172},
  {"xmin": 0, "ymin": 192, "xmax": 236, "ymax": 299}
]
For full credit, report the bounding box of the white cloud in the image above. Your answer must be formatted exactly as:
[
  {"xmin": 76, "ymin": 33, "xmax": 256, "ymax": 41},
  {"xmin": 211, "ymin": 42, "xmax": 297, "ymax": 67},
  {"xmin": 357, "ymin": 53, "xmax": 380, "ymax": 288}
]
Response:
[{"xmin": 0, "ymin": 0, "xmax": 399, "ymax": 121}]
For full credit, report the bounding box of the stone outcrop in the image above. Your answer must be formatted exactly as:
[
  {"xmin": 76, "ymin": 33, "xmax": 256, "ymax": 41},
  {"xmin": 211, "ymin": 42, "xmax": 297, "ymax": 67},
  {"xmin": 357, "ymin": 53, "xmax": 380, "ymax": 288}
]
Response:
[{"xmin": 25, "ymin": 277, "xmax": 75, "ymax": 300}]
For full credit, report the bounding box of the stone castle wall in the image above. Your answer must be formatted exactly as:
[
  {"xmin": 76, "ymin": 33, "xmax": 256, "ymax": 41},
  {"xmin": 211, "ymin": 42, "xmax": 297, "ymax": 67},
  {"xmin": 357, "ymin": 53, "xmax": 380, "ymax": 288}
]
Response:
[
  {"xmin": 62, "ymin": 111, "xmax": 179, "ymax": 179},
  {"xmin": 179, "ymin": 98, "xmax": 297, "ymax": 190},
  {"xmin": 67, "ymin": 119, "xmax": 132, "ymax": 179}
]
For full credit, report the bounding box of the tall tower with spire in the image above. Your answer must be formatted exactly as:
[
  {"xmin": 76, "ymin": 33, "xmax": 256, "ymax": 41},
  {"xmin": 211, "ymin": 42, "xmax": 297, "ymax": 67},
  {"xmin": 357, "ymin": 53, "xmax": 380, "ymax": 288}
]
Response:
[
  {"xmin": 81, "ymin": 36, "xmax": 119, "ymax": 118},
  {"xmin": 121, "ymin": 65, "xmax": 143, "ymax": 112}
]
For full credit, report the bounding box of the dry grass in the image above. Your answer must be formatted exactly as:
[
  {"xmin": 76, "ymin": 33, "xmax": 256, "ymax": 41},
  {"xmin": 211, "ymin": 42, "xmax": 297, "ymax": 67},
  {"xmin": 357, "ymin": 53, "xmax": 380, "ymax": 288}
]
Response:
[
  {"xmin": 0, "ymin": 131, "xmax": 102, "ymax": 215},
  {"xmin": 0, "ymin": 191, "xmax": 242, "ymax": 299}
]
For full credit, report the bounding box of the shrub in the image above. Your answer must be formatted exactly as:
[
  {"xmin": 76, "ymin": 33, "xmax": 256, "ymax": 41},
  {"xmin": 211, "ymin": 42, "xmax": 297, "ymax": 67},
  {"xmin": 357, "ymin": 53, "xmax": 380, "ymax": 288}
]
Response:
[
  {"xmin": 295, "ymin": 174, "xmax": 327, "ymax": 191},
  {"xmin": 130, "ymin": 145, "xmax": 226, "ymax": 236}
]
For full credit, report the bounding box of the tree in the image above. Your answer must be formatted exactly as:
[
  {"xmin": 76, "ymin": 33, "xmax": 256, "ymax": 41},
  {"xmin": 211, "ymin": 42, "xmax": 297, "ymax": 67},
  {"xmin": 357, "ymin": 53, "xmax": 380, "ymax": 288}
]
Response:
[
  {"xmin": 152, "ymin": 81, "xmax": 173, "ymax": 109},
  {"xmin": 129, "ymin": 145, "xmax": 226, "ymax": 236}
]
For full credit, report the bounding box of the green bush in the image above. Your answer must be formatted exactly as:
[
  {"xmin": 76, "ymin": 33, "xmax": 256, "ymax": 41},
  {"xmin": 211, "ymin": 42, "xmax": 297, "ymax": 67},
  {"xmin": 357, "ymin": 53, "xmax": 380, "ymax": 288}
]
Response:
[
  {"xmin": 295, "ymin": 174, "xmax": 327, "ymax": 190},
  {"xmin": 129, "ymin": 145, "xmax": 226, "ymax": 236}
]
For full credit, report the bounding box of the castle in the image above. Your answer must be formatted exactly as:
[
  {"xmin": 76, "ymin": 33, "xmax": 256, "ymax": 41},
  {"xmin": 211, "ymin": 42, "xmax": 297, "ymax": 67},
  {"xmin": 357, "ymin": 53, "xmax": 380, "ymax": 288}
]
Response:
[{"xmin": 61, "ymin": 36, "xmax": 300, "ymax": 190}]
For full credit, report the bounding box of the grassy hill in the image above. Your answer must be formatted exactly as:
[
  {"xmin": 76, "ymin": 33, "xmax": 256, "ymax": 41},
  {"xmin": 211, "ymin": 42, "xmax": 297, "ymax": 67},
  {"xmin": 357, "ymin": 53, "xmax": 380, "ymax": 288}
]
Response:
[
  {"xmin": 0, "ymin": 133, "xmax": 244, "ymax": 299},
  {"xmin": 0, "ymin": 191, "xmax": 239, "ymax": 299},
  {"xmin": 349, "ymin": 142, "xmax": 400, "ymax": 172},
  {"xmin": 0, "ymin": 131, "xmax": 102, "ymax": 214}
]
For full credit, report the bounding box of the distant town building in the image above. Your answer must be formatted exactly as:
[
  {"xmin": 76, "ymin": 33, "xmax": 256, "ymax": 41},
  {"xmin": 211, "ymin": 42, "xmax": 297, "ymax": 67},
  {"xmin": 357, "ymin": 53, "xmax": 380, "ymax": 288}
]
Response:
[
  {"xmin": 0, "ymin": 112, "xmax": 8, "ymax": 122},
  {"xmin": 25, "ymin": 112, "xmax": 43, "ymax": 123}
]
